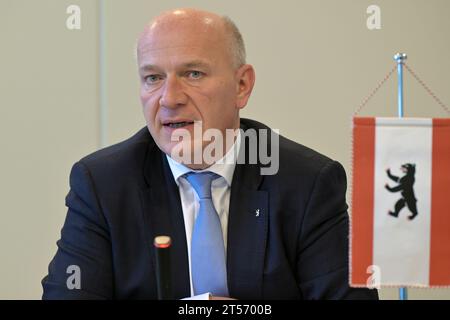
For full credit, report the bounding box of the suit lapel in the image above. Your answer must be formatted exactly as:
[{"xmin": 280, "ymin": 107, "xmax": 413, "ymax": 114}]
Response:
[
  {"xmin": 140, "ymin": 142, "xmax": 190, "ymax": 299},
  {"xmin": 227, "ymin": 131, "xmax": 269, "ymax": 299}
]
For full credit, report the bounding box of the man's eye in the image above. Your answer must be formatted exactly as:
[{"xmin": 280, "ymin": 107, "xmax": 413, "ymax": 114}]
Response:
[
  {"xmin": 187, "ymin": 71, "xmax": 203, "ymax": 79},
  {"xmin": 144, "ymin": 75, "xmax": 161, "ymax": 85}
]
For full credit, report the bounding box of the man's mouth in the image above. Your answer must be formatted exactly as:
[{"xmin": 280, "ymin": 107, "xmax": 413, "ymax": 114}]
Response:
[{"xmin": 163, "ymin": 121, "xmax": 195, "ymax": 129}]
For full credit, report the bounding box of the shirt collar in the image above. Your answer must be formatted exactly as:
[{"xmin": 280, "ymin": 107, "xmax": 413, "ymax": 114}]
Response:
[{"xmin": 166, "ymin": 130, "xmax": 241, "ymax": 187}]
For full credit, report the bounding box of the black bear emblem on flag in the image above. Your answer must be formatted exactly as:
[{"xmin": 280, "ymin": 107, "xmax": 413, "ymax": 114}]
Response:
[{"xmin": 385, "ymin": 163, "xmax": 419, "ymax": 220}]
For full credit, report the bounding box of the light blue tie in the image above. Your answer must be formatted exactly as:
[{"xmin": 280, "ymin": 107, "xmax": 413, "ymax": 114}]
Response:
[{"xmin": 185, "ymin": 172, "xmax": 229, "ymax": 297}]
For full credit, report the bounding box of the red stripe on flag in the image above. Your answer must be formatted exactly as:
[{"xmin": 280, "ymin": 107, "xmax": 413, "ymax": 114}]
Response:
[
  {"xmin": 430, "ymin": 118, "xmax": 450, "ymax": 286},
  {"xmin": 351, "ymin": 117, "xmax": 376, "ymax": 285}
]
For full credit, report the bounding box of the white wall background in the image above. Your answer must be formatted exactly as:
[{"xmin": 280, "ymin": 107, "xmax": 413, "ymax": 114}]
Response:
[{"xmin": 1, "ymin": 0, "xmax": 449, "ymax": 299}]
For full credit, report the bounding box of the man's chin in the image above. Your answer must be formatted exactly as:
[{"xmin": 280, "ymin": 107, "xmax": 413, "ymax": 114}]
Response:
[
  {"xmin": 164, "ymin": 140, "xmax": 193, "ymax": 159},
  {"xmin": 165, "ymin": 141, "xmax": 217, "ymax": 169}
]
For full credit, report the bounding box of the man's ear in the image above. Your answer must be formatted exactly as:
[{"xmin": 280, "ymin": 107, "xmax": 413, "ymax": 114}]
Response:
[{"xmin": 235, "ymin": 64, "xmax": 255, "ymax": 110}]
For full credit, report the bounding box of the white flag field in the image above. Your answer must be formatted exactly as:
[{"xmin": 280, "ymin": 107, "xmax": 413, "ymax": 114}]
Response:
[{"xmin": 351, "ymin": 117, "xmax": 450, "ymax": 287}]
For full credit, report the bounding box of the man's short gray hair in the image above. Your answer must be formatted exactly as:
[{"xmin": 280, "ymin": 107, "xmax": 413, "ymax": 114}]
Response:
[{"xmin": 222, "ymin": 15, "xmax": 246, "ymax": 69}]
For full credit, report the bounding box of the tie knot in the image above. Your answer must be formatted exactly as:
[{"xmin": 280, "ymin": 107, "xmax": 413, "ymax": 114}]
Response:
[{"xmin": 184, "ymin": 171, "xmax": 219, "ymax": 199}]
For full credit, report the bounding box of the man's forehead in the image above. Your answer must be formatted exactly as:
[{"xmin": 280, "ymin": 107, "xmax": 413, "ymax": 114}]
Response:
[
  {"xmin": 137, "ymin": 27, "xmax": 225, "ymax": 64},
  {"xmin": 137, "ymin": 39, "xmax": 220, "ymax": 65},
  {"xmin": 138, "ymin": 33, "xmax": 219, "ymax": 53},
  {"xmin": 139, "ymin": 23, "xmax": 222, "ymax": 48}
]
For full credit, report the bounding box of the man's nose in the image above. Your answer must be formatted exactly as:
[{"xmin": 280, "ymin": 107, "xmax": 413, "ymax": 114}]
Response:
[{"xmin": 159, "ymin": 75, "xmax": 188, "ymax": 109}]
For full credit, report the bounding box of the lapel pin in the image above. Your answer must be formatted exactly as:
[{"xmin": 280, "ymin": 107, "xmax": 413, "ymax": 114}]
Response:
[{"xmin": 255, "ymin": 209, "xmax": 260, "ymax": 217}]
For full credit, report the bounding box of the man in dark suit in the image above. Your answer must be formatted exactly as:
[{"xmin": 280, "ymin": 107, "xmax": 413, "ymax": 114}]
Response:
[{"xmin": 42, "ymin": 8, "xmax": 377, "ymax": 300}]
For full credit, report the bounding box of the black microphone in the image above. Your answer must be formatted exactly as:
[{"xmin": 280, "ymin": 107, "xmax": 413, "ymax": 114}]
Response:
[{"xmin": 154, "ymin": 235, "xmax": 172, "ymax": 300}]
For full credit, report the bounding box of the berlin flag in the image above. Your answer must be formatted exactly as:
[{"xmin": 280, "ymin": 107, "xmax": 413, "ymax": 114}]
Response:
[{"xmin": 351, "ymin": 117, "xmax": 450, "ymax": 287}]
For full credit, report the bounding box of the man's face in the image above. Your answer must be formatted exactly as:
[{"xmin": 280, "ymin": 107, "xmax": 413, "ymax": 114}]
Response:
[{"xmin": 137, "ymin": 15, "xmax": 242, "ymax": 163}]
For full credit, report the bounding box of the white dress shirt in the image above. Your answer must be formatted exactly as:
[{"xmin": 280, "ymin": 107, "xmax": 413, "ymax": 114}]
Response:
[{"xmin": 166, "ymin": 132, "xmax": 241, "ymax": 297}]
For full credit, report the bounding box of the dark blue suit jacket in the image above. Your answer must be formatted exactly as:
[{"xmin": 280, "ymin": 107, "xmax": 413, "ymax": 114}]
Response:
[{"xmin": 42, "ymin": 118, "xmax": 378, "ymax": 299}]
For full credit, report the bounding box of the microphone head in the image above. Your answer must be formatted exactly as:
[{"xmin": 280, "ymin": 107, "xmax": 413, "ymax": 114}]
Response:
[{"xmin": 154, "ymin": 235, "xmax": 171, "ymax": 249}]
